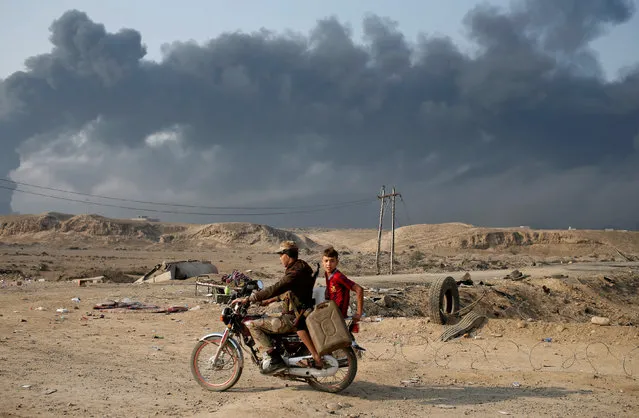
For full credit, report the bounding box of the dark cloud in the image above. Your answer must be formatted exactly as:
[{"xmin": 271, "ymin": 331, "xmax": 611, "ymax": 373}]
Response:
[{"xmin": 1, "ymin": 1, "xmax": 638, "ymax": 228}]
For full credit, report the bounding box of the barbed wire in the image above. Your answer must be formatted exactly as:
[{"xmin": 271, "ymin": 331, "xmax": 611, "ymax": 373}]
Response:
[{"xmin": 358, "ymin": 335, "xmax": 639, "ymax": 379}]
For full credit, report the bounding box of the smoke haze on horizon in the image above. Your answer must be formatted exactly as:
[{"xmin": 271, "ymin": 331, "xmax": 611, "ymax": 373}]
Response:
[{"xmin": 1, "ymin": 0, "xmax": 638, "ymax": 230}]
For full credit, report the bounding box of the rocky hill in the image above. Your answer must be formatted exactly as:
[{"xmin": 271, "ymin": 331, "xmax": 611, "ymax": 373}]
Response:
[
  {"xmin": 0, "ymin": 213, "xmax": 315, "ymax": 250},
  {"xmin": 0, "ymin": 213, "xmax": 637, "ymax": 259},
  {"xmin": 357, "ymin": 224, "xmax": 639, "ymax": 260},
  {"xmin": 164, "ymin": 222, "xmax": 318, "ymax": 249},
  {"xmin": 0, "ymin": 213, "xmax": 163, "ymax": 241}
]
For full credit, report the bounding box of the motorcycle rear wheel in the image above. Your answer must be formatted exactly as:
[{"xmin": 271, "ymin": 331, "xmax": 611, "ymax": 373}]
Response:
[
  {"xmin": 307, "ymin": 347, "xmax": 358, "ymax": 393},
  {"xmin": 191, "ymin": 335, "xmax": 243, "ymax": 391}
]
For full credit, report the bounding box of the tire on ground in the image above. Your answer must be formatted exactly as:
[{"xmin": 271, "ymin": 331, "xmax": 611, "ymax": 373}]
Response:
[{"xmin": 428, "ymin": 276, "xmax": 460, "ymax": 325}]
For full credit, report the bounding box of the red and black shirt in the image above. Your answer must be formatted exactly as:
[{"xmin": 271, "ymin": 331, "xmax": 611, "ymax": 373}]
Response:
[{"xmin": 325, "ymin": 269, "xmax": 356, "ymax": 317}]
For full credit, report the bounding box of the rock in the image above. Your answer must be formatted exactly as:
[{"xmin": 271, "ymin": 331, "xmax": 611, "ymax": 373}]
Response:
[
  {"xmin": 382, "ymin": 294, "xmax": 395, "ymax": 308},
  {"xmin": 591, "ymin": 316, "xmax": 610, "ymax": 326},
  {"xmin": 326, "ymin": 403, "xmax": 342, "ymax": 412},
  {"xmin": 516, "ymin": 321, "xmax": 527, "ymax": 329}
]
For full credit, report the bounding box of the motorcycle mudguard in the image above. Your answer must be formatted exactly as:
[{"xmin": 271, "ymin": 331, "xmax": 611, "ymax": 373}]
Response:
[
  {"xmin": 198, "ymin": 332, "xmax": 244, "ymax": 369},
  {"xmin": 283, "ymin": 355, "xmax": 339, "ymax": 378}
]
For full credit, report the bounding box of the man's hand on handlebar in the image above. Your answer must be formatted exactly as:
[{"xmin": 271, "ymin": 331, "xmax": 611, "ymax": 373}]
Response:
[{"xmin": 231, "ymin": 297, "xmax": 250, "ymax": 306}]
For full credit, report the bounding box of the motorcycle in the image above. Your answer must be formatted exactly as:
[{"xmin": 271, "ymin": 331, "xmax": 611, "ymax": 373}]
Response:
[{"xmin": 190, "ymin": 278, "xmax": 365, "ymax": 393}]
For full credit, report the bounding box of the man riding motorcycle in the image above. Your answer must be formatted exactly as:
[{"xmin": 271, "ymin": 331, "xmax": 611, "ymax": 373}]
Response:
[{"xmin": 231, "ymin": 241, "xmax": 318, "ymax": 374}]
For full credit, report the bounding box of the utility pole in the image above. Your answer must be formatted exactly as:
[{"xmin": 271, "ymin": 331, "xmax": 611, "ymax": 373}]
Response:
[
  {"xmin": 375, "ymin": 186, "xmax": 386, "ymax": 275},
  {"xmin": 390, "ymin": 186, "xmax": 398, "ymax": 274},
  {"xmin": 375, "ymin": 186, "xmax": 402, "ymax": 275}
]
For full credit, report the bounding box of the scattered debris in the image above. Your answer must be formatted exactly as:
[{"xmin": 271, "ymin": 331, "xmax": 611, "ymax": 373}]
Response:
[
  {"xmin": 74, "ymin": 276, "xmax": 104, "ymax": 287},
  {"xmin": 456, "ymin": 272, "xmax": 474, "ymax": 286},
  {"xmin": 400, "ymin": 377, "xmax": 422, "ymax": 387},
  {"xmin": 220, "ymin": 270, "xmax": 253, "ymax": 287},
  {"xmin": 506, "ymin": 270, "xmax": 530, "ymax": 281},
  {"xmin": 93, "ymin": 299, "xmax": 188, "ymax": 314},
  {"xmin": 434, "ymin": 404, "xmax": 456, "ymax": 409},
  {"xmin": 136, "ymin": 260, "xmax": 218, "ymax": 284}
]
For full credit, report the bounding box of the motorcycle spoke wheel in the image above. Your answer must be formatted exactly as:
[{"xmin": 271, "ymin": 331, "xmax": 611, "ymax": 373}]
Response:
[
  {"xmin": 307, "ymin": 347, "xmax": 358, "ymax": 393},
  {"xmin": 191, "ymin": 335, "xmax": 242, "ymax": 391}
]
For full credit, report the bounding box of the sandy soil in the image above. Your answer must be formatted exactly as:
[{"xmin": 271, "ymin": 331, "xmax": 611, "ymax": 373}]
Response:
[
  {"xmin": 1, "ymin": 215, "xmax": 638, "ymax": 417},
  {"xmin": 2, "ymin": 249, "xmax": 638, "ymax": 418}
]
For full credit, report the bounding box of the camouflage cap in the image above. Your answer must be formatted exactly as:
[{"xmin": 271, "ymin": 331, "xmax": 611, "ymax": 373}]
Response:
[{"xmin": 276, "ymin": 240, "xmax": 298, "ymax": 254}]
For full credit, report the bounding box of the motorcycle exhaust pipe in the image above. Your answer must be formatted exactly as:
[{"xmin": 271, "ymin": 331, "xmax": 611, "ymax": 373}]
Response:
[{"xmin": 283, "ymin": 355, "xmax": 339, "ymax": 378}]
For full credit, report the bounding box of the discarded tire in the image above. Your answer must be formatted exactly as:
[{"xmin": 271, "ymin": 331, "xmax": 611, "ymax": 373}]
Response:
[
  {"xmin": 438, "ymin": 311, "xmax": 486, "ymax": 342},
  {"xmin": 429, "ymin": 276, "xmax": 460, "ymax": 325}
]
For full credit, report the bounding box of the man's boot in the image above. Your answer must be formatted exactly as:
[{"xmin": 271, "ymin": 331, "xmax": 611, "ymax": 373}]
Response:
[{"xmin": 260, "ymin": 349, "xmax": 286, "ymax": 375}]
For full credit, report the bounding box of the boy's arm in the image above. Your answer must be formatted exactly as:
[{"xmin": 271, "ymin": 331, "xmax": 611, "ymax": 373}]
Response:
[{"xmin": 352, "ymin": 283, "xmax": 364, "ymax": 321}]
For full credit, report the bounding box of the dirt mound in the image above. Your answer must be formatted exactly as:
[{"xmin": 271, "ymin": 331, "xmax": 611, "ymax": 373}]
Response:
[
  {"xmin": 358, "ymin": 223, "xmax": 476, "ymax": 252},
  {"xmin": 183, "ymin": 222, "xmax": 317, "ymax": 249},
  {"xmin": 0, "ymin": 213, "xmax": 62, "ymax": 235},
  {"xmin": 290, "ymin": 227, "xmax": 378, "ymax": 253},
  {"xmin": 455, "ymin": 271, "xmax": 639, "ymax": 326},
  {"xmin": 361, "ymin": 224, "xmax": 639, "ymax": 260},
  {"xmin": 59, "ymin": 214, "xmax": 161, "ymax": 240},
  {"xmin": 0, "ymin": 213, "xmax": 162, "ymax": 242}
]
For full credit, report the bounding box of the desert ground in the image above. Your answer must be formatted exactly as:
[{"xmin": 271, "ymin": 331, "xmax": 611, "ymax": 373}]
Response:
[{"xmin": 1, "ymin": 213, "xmax": 639, "ymax": 417}]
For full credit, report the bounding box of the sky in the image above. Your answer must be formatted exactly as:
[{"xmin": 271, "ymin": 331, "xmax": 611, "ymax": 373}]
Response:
[{"xmin": 0, "ymin": 0, "xmax": 638, "ymax": 230}]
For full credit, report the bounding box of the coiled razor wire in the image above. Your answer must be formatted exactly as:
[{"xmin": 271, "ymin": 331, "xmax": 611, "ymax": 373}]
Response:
[
  {"xmin": 623, "ymin": 347, "xmax": 639, "ymax": 378},
  {"xmin": 356, "ymin": 337, "xmax": 638, "ymax": 379}
]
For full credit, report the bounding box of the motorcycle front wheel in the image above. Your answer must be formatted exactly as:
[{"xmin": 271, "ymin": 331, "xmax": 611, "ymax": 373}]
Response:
[
  {"xmin": 191, "ymin": 334, "xmax": 243, "ymax": 391},
  {"xmin": 307, "ymin": 347, "xmax": 358, "ymax": 393}
]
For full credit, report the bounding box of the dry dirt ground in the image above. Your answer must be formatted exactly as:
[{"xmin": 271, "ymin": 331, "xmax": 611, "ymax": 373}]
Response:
[{"xmin": 1, "ymin": 215, "xmax": 639, "ymax": 417}]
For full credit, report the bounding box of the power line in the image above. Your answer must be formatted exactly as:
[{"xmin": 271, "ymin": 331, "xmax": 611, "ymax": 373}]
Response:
[
  {"xmin": 399, "ymin": 194, "xmax": 413, "ymax": 225},
  {"xmin": 0, "ymin": 185, "xmax": 375, "ymax": 217},
  {"xmin": 0, "ymin": 178, "xmax": 372, "ymax": 211}
]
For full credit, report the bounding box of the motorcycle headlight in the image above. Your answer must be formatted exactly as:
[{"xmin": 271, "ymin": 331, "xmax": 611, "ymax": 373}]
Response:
[{"xmin": 220, "ymin": 306, "xmax": 232, "ymax": 325}]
